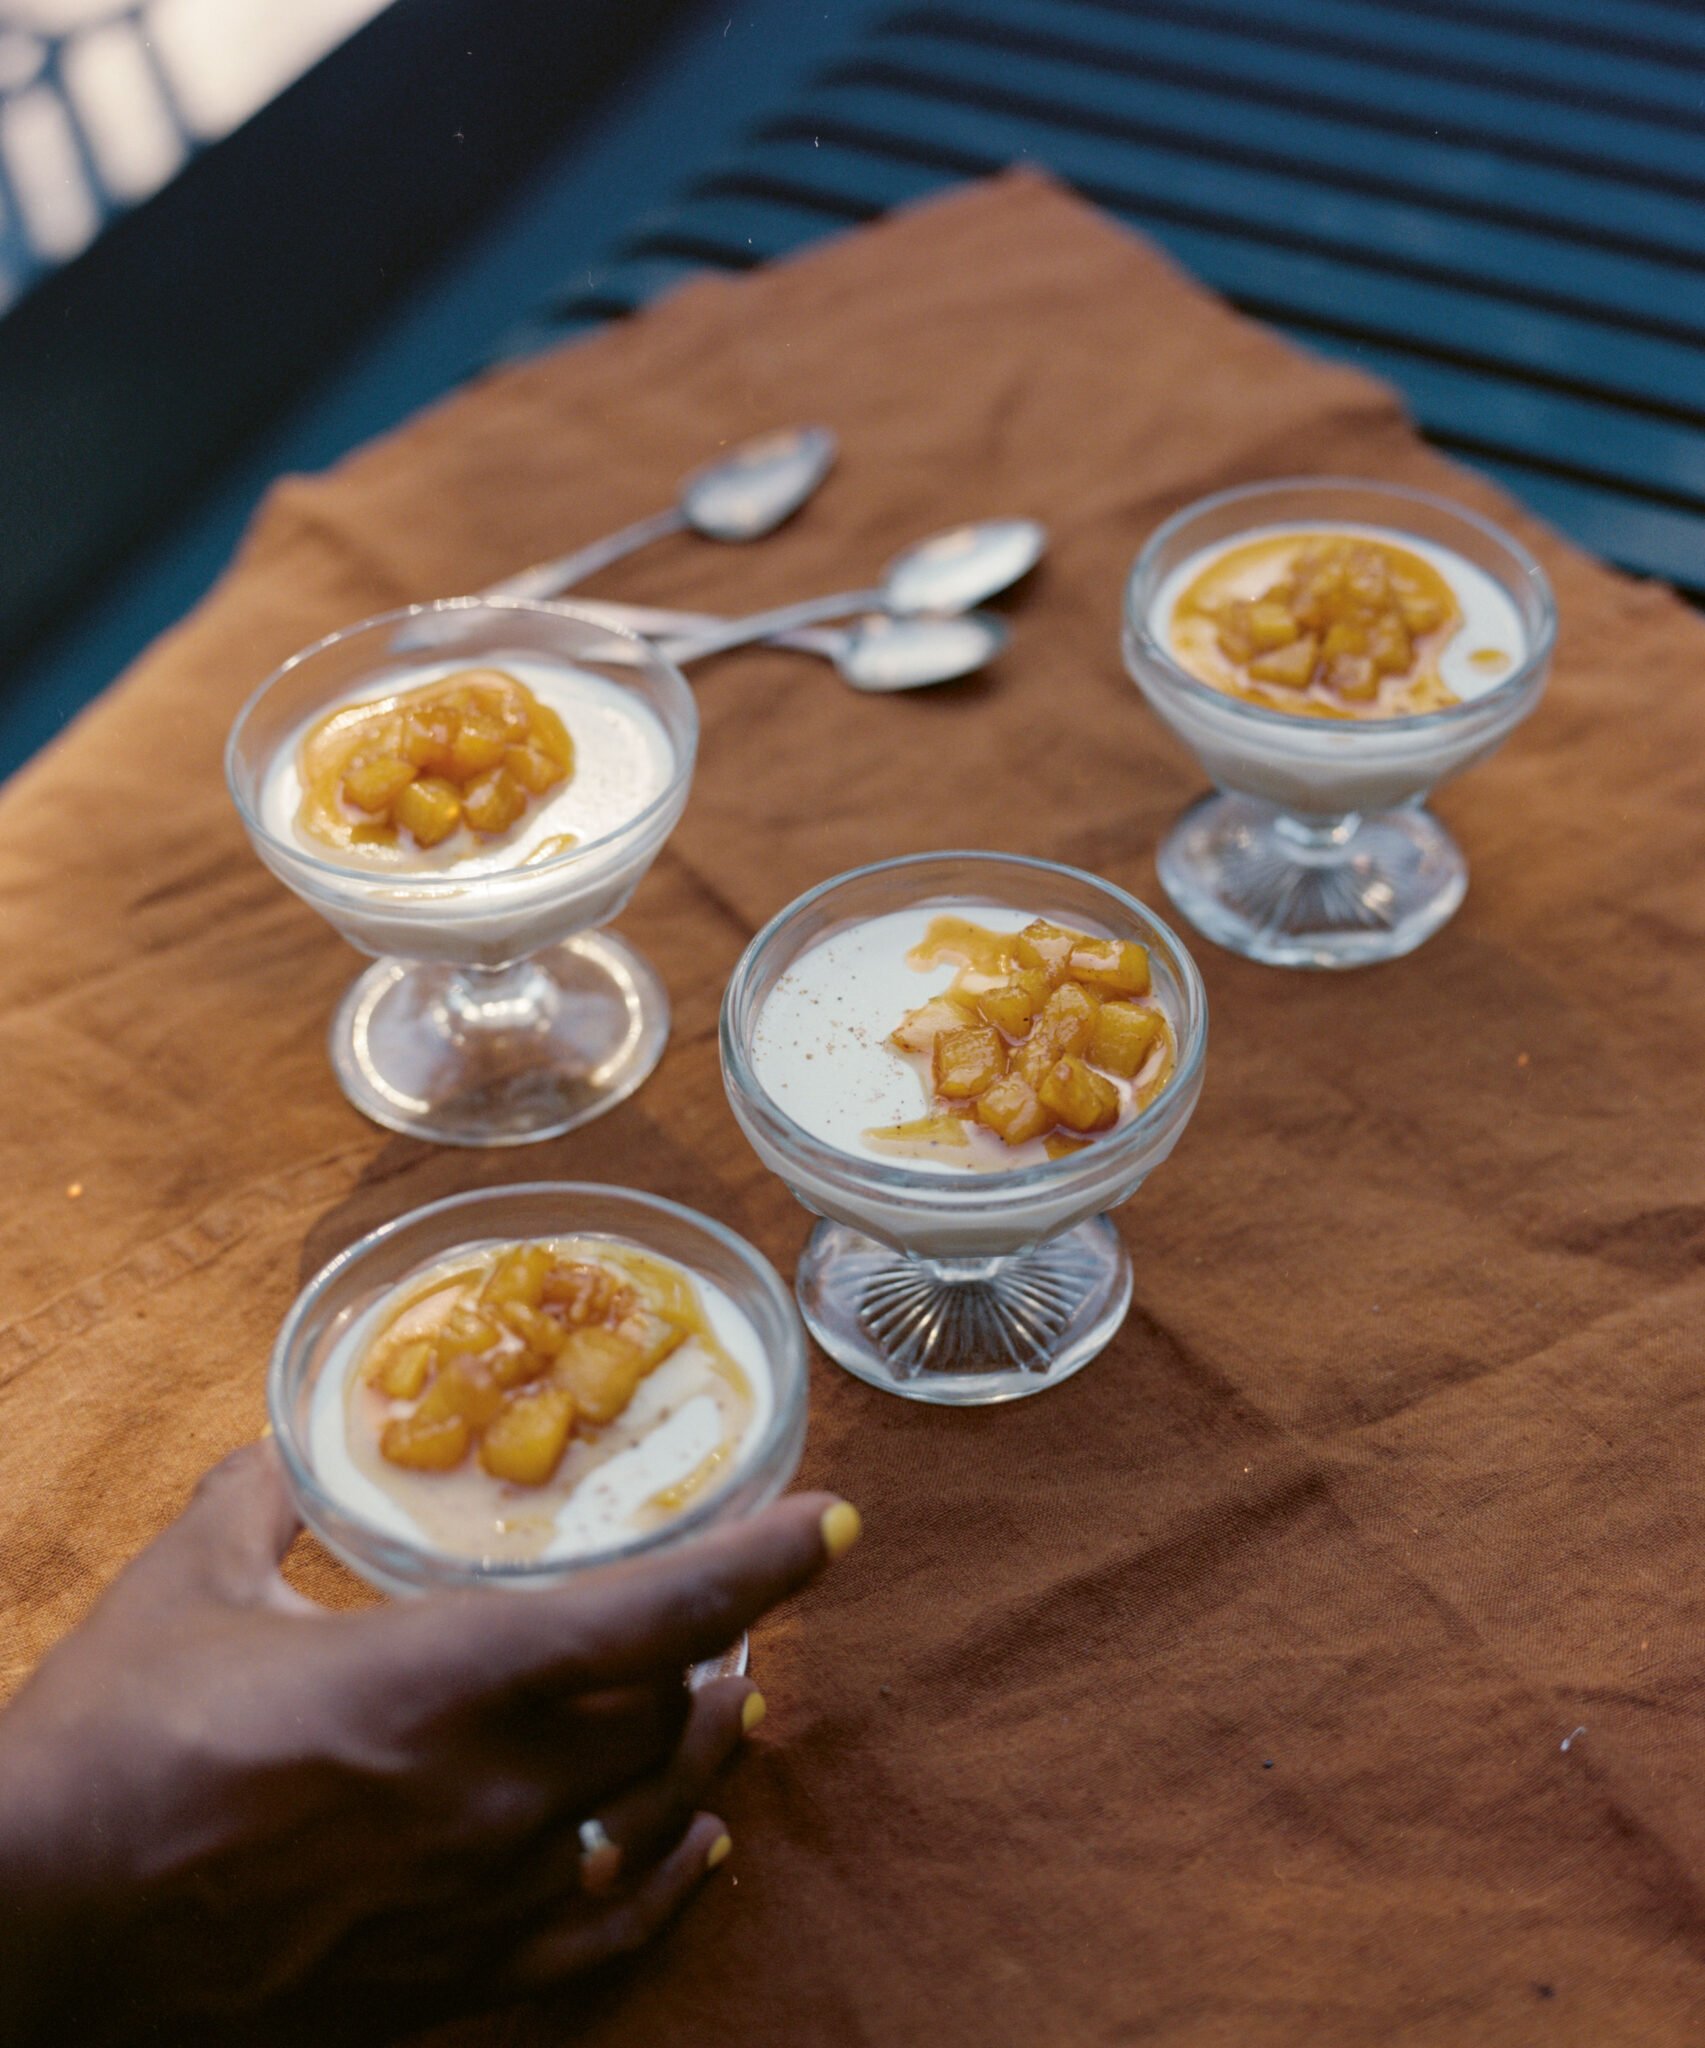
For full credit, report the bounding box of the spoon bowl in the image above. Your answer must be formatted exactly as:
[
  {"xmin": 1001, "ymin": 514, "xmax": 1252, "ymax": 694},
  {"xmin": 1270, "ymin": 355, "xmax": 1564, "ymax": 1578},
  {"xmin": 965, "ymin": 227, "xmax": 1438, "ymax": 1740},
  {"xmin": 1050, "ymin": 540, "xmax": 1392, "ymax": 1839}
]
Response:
[
  {"xmin": 882, "ymin": 519, "xmax": 1045, "ymax": 613},
  {"xmin": 488, "ymin": 426, "xmax": 838, "ymax": 599},
  {"xmin": 680, "ymin": 426, "xmax": 839, "ymax": 541}
]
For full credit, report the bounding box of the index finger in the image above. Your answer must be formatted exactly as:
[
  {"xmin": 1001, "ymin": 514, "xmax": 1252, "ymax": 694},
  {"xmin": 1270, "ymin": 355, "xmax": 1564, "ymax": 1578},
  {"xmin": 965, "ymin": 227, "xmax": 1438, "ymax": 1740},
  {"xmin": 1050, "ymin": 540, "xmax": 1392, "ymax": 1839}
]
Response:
[{"xmin": 356, "ymin": 1493, "xmax": 859, "ymax": 1723}]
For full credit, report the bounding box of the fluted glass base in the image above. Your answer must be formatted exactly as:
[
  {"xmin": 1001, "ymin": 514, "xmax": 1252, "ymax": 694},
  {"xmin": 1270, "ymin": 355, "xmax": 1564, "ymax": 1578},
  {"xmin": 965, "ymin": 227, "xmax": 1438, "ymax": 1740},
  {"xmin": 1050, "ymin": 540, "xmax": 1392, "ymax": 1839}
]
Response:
[
  {"xmin": 1157, "ymin": 791, "xmax": 1467, "ymax": 969},
  {"xmin": 329, "ymin": 931, "xmax": 668, "ymax": 1146},
  {"xmin": 795, "ymin": 1214, "xmax": 1132, "ymax": 1404}
]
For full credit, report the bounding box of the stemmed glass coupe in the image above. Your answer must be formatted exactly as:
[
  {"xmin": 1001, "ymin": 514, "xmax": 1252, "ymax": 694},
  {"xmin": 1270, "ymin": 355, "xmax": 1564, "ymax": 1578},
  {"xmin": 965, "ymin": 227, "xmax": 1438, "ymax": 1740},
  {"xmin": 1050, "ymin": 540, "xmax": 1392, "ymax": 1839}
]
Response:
[
  {"xmin": 1123, "ymin": 479, "xmax": 1555, "ymax": 969},
  {"xmin": 720, "ymin": 851, "xmax": 1207, "ymax": 1405},
  {"xmin": 227, "ymin": 598, "xmax": 696, "ymax": 1145}
]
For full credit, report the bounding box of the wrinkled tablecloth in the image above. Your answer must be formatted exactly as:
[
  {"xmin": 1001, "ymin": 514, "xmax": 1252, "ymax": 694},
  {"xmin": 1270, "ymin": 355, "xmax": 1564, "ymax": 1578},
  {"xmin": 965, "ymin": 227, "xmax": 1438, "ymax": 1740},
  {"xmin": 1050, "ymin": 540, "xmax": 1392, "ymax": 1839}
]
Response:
[{"xmin": 4, "ymin": 170, "xmax": 1705, "ymax": 2044}]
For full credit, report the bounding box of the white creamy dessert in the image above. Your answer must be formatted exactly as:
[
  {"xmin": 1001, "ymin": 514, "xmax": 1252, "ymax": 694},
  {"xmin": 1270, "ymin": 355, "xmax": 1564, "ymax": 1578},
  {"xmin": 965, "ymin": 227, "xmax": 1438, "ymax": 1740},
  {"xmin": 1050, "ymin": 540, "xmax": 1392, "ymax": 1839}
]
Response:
[
  {"xmin": 1134, "ymin": 524, "xmax": 1536, "ymax": 818},
  {"xmin": 307, "ymin": 1234, "xmax": 773, "ymax": 1565},
  {"xmin": 255, "ymin": 653, "xmax": 679, "ymax": 963},
  {"xmin": 750, "ymin": 903, "xmax": 1173, "ymax": 1172}
]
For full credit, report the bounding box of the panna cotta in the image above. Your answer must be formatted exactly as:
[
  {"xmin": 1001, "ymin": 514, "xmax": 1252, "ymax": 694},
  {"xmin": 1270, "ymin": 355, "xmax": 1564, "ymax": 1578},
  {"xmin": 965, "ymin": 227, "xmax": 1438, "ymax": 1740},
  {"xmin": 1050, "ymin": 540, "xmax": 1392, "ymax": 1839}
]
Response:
[
  {"xmin": 307, "ymin": 1233, "xmax": 772, "ymax": 1566},
  {"xmin": 750, "ymin": 905, "xmax": 1176, "ymax": 1172},
  {"xmin": 260, "ymin": 656, "xmax": 673, "ymax": 877},
  {"xmin": 250, "ymin": 651, "xmax": 678, "ymax": 965},
  {"xmin": 1152, "ymin": 525, "xmax": 1527, "ymax": 720}
]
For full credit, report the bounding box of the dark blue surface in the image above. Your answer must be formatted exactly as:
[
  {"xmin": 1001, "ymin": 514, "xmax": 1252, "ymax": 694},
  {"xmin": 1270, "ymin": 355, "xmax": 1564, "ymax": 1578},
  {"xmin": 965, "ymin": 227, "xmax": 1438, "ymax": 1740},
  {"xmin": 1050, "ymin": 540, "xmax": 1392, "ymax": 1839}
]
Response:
[{"xmin": 10, "ymin": 0, "xmax": 1705, "ymax": 780}]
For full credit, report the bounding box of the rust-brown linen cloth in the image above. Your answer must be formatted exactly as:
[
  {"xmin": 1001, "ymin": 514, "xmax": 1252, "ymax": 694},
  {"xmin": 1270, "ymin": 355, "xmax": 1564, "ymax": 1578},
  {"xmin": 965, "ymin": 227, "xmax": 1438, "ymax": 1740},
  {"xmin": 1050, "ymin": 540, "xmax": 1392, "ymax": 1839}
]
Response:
[{"xmin": 5, "ymin": 170, "xmax": 1705, "ymax": 2044}]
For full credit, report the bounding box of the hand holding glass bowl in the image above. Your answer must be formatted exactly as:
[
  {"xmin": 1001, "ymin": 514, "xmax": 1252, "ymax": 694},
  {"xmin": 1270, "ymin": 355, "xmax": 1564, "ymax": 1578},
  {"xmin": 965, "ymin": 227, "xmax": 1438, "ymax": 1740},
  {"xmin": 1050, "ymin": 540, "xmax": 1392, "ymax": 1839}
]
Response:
[
  {"xmin": 1123, "ymin": 479, "xmax": 1556, "ymax": 969},
  {"xmin": 720, "ymin": 852, "xmax": 1207, "ymax": 1405},
  {"xmin": 227, "ymin": 598, "xmax": 697, "ymax": 1144},
  {"xmin": 267, "ymin": 1183, "xmax": 808, "ymax": 1613}
]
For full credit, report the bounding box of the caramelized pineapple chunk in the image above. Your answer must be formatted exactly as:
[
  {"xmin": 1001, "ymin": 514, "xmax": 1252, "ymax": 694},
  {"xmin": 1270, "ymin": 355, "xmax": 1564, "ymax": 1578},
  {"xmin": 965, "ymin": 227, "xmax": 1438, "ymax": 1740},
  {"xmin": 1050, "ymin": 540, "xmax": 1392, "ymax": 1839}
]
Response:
[
  {"xmin": 496, "ymin": 1299, "xmax": 569, "ymax": 1359},
  {"xmin": 933, "ymin": 1024, "xmax": 1007, "ymax": 1100},
  {"xmin": 975, "ymin": 968, "xmax": 1048, "ymax": 1039},
  {"xmin": 1248, "ymin": 634, "xmax": 1318, "ymax": 689},
  {"xmin": 462, "ymin": 765, "xmax": 529, "ymax": 836},
  {"xmin": 1037, "ymin": 1056, "xmax": 1120, "ymax": 1133},
  {"xmin": 612, "ymin": 1306, "xmax": 690, "ymax": 1373},
  {"xmin": 370, "ymin": 1335, "xmax": 434, "ymax": 1401},
  {"xmin": 436, "ymin": 1306, "xmax": 501, "ymax": 1362},
  {"xmin": 1089, "ymin": 1000, "xmax": 1164, "ymax": 1078},
  {"xmin": 1067, "ymin": 937, "xmax": 1150, "ymax": 997},
  {"xmin": 482, "ymin": 1244, "xmax": 552, "ymax": 1312},
  {"xmin": 447, "ymin": 713, "xmax": 509, "ymax": 780},
  {"xmin": 976, "ymin": 1071, "xmax": 1050, "ymax": 1147},
  {"xmin": 554, "ymin": 1326, "xmax": 650, "ymax": 1425},
  {"xmin": 479, "ymin": 1385, "xmax": 576, "ymax": 1486},
  {"xmin": 503, "ymin": 742, "xmax": 564, "ymax": 796},
  {"xmin": 1012, "ymin": 920, "xmax": 1083, "ymax": 986},
  {"xmin": 541, "ymin": 1261, "xmax": 632, "ymax": 1325},
  {"xmin": 414, "ymin": 1359, "xmax": 506, "ymax": 1431},
  {"xmin": 892, "ymin": 995, "xmax": 979, "ymax": 1053},
  {"xmin": 343, "ymin": 756, "xmax": 416, "ymax": 814},
  {"xmin": 1031, "ymin": 982, "xmax": 1099, "ymax": 1062},
  {"xmin": 529, "ymin": 701, "xmax": 574, "ymax": 770},
  {"xmin": 393, "ymin": 776, "xmax": 462, "ymax": 848},
  {"xmin": 382, "ymin": 1411, "xmax": 470, "ymax": 1471}
]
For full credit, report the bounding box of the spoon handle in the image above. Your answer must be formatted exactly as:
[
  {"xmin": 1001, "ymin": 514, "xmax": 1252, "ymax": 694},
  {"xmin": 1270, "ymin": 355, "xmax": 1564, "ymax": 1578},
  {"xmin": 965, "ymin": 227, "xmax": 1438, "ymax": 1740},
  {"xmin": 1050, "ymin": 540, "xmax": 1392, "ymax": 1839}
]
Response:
[
  {"xmin": 513, "ymin": 595, "xmax": 857, "ymax": 664},
  {"xmin": 655, "ymin": 588, "xmax": 887, "ymax": 661},
  {"xmin": 484, "ymin": 506, "xmax": 690, "ymax": 599}
]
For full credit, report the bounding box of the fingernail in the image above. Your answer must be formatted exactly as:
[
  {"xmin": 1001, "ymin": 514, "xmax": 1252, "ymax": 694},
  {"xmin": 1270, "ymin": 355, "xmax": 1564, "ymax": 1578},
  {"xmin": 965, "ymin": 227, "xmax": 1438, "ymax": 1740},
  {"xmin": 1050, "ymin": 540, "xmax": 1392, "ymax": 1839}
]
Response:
[
  {"xmin": 258, "ymin": 1424, "xmax": 274, "ymax": 1440},
  {"xmin": 706, "ymin": 1832, "xmax": 733, "ymax": 1871},
  {"xmin": 820, "ymin": 1501, "xmax": 862, "ymax": 1560},
  {"xmin": 741, "ymin": 1690, "xmax": 767, "ymax": 1735}
]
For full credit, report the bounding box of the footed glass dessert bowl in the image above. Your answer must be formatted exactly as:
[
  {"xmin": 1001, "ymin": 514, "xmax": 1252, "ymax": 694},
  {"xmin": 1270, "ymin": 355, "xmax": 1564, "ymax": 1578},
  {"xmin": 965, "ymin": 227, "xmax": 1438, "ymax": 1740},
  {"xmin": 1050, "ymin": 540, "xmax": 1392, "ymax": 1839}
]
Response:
[
  {"xmin": 1124, "ymin": 478, "xmax": 1555, "ymax": 968},
  {"xmin": 227, "ymin": 598, "xmax": 696, "ymax": 1144},
  {"xmin": 720, "ymin": 851, "xmax": 1207, "ymax": 1404},
  {"xmin": 267, "ymin": 1181, "xmax": 808, "ymax": 1607}
]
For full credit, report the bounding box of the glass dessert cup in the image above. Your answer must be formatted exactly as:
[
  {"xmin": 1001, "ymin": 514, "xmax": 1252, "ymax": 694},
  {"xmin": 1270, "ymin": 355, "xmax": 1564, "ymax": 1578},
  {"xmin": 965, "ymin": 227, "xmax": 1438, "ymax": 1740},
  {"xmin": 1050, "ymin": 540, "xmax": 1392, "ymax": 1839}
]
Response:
[
  {"xmin": 1124, "ymin": 479, "xmax": 1556, "ymax": 969},
  {"xmin": 268, "ymin": 1181, "xmax": 809, "ymax": 1682},
  {"xmin": 227, "ymin": 598, "xmax": 697, "ymax": 1145},
  {"xmin": 720, "ymin": 851, "xmax": 1207, "ymax": 1405}
]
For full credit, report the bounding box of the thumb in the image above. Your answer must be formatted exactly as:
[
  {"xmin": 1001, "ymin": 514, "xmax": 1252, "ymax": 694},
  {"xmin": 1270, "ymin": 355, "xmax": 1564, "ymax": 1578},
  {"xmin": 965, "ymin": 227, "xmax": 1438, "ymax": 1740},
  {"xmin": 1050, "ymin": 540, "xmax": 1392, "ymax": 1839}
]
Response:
[{"xmin": 158, "ymin": 1438, "xmax": 309, "ymax": 1604}]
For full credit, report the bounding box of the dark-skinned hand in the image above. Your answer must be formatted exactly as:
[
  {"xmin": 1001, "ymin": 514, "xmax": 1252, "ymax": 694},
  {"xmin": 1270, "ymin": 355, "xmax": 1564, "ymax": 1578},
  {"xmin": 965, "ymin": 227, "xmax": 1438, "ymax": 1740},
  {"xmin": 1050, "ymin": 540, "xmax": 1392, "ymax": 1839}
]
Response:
[{"xmin": 0, "ymin": 1441, "xmax": 859, "ymax": 2046}]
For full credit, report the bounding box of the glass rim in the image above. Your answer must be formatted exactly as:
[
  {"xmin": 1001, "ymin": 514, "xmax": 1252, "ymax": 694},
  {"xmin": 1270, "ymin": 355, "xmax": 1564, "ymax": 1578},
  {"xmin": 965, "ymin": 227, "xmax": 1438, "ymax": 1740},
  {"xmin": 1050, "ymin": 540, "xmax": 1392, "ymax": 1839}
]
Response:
[
  {"xmin": 266, "ymin": 1179, "xmax": 808, "ymax": 1583},
  {"xmin": 720, "ymin": 848, "xmax": 1209, "ymax": 1199},
  {"xmin": 225, "ymin": 596, "xmax": 698, "ymax": 893},
  {"xmin": 1123, "ymin": 475, "xmax": 1558, "ymax": 737}
]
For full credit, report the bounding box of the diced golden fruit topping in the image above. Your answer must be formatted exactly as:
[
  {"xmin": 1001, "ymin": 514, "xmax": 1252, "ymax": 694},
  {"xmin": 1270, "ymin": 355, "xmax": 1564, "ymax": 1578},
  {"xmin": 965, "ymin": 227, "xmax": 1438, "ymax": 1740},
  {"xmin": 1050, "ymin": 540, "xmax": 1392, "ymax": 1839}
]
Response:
[
  {"xmin": 296, "ymin": 668, "xmax": 575, "ymax": 856},
  {"xmin": 1089, "ymin": 1000, "xmax": 1165, "ymax": 1079},
  {"xmin": 1012, "ymin": 920, "xmax": 1077, "ymax": 985},
  {"xmin": 1067, "ymin": 937, "xmax": 1150, "ymax": 997},
  {"xmin": 555, "ymin": 1326, "xmax": 650, "ymax": 1426},
  {"xmin": 479, "ymin": 1385, "xmax": 576, "ymax": 1486},
  {"xmin": 891, "ymin": 995, "xmax": 979, "ymax": 1053},
  {"xmin": 368, "ymin": 1243, "xmax": 695, "ymax": 1484},
  {"xmin": 1170, "ymin": 533, "xmax": 1464, "ymax": 718},
  {"xmin": 879, "ymin": 914, "xmax": 1175, "ymax": 1156},
  {"xmin": 381, "ymin": 1412, "xmax": 470, "ymax": 1471},
  {"xmin": 976, "ymin": 1072, "xmax": 1050, "ymax": 1146},
  {"xmin": 1038, "ymin": 1056, "xmax": 1120, "ymax": 1133},
  {"xmin": 933, "ymin": 1024, "xmax": 1007, "ymax": 1099}
]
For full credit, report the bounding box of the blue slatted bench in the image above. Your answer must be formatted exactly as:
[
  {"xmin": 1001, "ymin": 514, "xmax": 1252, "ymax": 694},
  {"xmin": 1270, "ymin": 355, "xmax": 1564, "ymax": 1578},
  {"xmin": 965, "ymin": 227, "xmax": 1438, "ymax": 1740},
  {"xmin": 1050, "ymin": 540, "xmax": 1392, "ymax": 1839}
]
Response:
[{"xmin": 522, "ymin": 0, "xmax": 1705, "ymax": 594}]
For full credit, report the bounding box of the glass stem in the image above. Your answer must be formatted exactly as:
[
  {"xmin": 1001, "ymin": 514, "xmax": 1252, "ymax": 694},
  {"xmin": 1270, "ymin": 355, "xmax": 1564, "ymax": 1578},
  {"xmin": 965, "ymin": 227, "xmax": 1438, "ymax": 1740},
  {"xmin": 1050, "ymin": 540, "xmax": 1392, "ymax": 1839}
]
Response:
[
  {"xmin": 440, "ymin": 960, "xmax": 556, "ymax": 1035},
  {"xmin": 1273, "ymin": 810, "xmax": 1363, "ymax": 860},
  {"xmin": 916, "ymin": 1253, "xmax": 1009, "ymax": 1286}
]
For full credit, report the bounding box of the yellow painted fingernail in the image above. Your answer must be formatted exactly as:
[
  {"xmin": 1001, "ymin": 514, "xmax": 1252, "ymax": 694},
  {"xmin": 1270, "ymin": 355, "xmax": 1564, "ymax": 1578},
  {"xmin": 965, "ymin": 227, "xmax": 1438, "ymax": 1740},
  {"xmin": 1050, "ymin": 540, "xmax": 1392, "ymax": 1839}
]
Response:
[
  {"xmin": 706, "ymin": 1832, "xmax": 733, "ymax": 1871},
  {"xmin": 741, "ymin": 1690, "xmax": 767, "ymax": 1735},
  {"xmin": 821, "ymin": 1501, "xmax": 862, "ymax": 1560},
  {"xmin": 258, "ymin": 1423, "xmax": 274, "ymax": 1440}
]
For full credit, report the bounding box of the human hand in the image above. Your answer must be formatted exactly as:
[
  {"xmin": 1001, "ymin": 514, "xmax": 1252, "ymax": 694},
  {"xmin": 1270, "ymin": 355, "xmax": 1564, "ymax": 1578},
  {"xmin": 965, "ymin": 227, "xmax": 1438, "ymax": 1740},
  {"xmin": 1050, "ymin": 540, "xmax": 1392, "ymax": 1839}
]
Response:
[{"xmin": 0, "ymin": 1441, "xmax": 858, "ymax": 2045}]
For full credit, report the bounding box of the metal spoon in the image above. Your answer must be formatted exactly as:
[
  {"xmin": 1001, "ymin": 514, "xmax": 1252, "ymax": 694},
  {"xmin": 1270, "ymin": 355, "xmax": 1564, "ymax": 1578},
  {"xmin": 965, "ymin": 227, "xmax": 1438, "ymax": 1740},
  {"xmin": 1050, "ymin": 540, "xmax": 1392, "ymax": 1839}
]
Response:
[
  {"xmin": 636, "ymin": 517, "xmax": 1048, "ymax": 663},
  {"xmin": 559, "ymin": 598, "xmax": 1009, "ymax": 690},
  {"xmin": 487, "ymin": 426, "xmax": 838, "ymax": 599}
]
